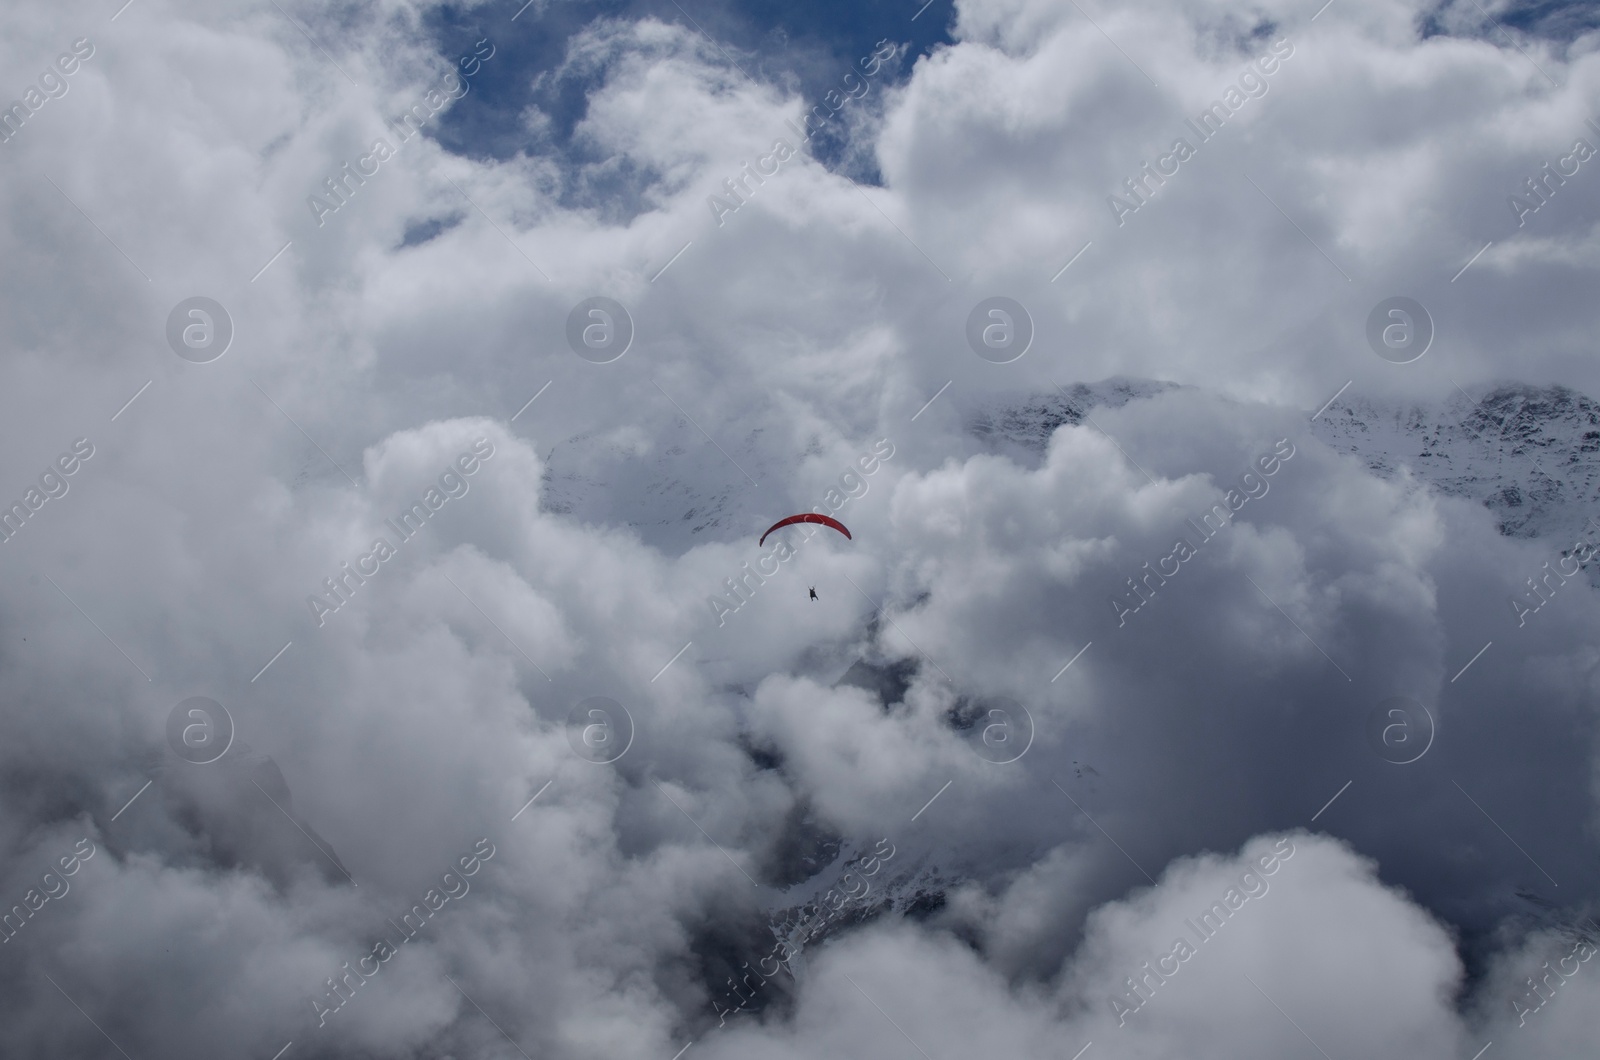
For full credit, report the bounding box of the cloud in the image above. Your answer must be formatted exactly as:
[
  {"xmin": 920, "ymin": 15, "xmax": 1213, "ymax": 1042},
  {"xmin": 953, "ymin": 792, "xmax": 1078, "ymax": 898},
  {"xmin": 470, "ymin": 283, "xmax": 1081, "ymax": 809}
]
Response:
[
  {"xmin": 1, "ymin": 0, "xmax": 1598, "ymax": 1056},
  {"xmin": 698, "ymin": 833, "xmax": 1476, "ymax": 1060}
]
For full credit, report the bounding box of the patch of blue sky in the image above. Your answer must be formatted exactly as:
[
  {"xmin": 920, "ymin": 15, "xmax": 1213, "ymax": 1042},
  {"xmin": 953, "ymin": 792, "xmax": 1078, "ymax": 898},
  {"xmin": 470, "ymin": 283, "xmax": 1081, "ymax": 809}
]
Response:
[
  {"xmin": 1421, "ymin": 0, "xmax": 1600, "ymax": 43},
  {"xmin": 418, "ymin": 0, "xmax": 956, "ymax": 208}
]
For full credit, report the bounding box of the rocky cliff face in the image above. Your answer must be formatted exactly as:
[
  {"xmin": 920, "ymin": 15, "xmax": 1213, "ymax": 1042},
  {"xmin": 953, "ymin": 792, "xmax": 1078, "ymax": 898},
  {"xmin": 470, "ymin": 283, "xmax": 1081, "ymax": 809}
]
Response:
[{"xmin": 1308, "ymin": 383, "xmax": 1600, "ymax": 543}]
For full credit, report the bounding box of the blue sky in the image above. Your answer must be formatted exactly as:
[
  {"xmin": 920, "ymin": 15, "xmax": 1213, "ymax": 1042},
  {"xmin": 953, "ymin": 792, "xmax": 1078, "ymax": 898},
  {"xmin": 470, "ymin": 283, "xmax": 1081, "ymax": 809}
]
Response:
[{"xmin": 426, "ymin": 0, "xmax": 957, "ymax": 184}]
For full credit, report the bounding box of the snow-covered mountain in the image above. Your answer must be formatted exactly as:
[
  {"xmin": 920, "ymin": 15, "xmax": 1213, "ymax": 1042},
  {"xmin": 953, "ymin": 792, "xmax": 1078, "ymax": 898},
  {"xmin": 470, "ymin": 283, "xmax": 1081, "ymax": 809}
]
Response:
[
  {"xmin": 960, "ymin": 377, "xmax": 1600, "ymax": 546},
  {"xmin": 963, "ymin": 377, "xmax": 1179, "ymax": 468},
  {"xmin": 1308, "ymin": 382, "xmax": 1600, "ymax": 544},
  {"xmin": 538, "ymin": 415, "xmax": 777, "ymax": 554}
]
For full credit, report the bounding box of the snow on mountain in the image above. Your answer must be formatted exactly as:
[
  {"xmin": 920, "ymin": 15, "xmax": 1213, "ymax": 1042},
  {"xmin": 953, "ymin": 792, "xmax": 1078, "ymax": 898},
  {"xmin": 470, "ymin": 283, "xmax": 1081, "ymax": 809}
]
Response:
[
  {"xmin": 1308, "ymin": 383, "xmax": 1600, "ymax": 545},
  {"xmin": 538, "ymin": 416, "xmax": 776, "ymax": 554},
  {"xmin": 962, "ymin": 377, "xmax": 1600, "ymax": 548},
  {"xmin": 963, "ymin": 377, "xmax": 1180, "ymax": 468}
]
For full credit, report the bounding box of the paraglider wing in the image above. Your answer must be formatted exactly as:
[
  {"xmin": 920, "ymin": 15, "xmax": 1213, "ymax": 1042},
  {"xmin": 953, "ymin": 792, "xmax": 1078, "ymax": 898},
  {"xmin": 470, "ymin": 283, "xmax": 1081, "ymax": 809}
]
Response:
[{"xmin": 759, "ymin": 513, "xmax": 852, "ymax": 547}]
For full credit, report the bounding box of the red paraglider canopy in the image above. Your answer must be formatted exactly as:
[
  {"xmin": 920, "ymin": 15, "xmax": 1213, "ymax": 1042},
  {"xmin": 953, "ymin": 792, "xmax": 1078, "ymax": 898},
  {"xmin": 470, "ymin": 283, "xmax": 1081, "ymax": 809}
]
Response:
[{"xmin": 759, "ymin": 513, "xmax": 852, "ymax": 547}]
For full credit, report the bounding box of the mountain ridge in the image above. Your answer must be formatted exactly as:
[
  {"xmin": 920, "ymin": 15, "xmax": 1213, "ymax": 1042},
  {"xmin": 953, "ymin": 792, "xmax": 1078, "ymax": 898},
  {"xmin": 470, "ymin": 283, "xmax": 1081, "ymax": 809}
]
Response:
[{"xmin": 1308, "ymin": 381, "xmax": 1600, "ymax": 542}]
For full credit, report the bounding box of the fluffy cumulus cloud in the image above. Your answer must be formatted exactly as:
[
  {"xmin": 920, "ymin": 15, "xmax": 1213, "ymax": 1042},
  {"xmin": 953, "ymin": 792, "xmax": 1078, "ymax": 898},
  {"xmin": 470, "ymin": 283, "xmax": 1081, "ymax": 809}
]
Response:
[{"xmin": 1, "ymin": 0, "xmax": 1598, "ymax": 1057}]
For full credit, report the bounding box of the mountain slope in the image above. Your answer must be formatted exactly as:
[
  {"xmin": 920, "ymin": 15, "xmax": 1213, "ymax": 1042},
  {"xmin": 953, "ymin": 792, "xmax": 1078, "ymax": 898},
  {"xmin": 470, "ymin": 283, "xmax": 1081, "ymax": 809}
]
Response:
[{"xmin": 1309, "ymin": 383, "xmax": 1600, "ymax": 543}]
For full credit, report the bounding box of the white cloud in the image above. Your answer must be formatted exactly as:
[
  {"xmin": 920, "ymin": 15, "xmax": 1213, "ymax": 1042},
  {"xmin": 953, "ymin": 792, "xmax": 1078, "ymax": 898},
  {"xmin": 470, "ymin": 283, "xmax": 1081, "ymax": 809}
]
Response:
[{"xmin": 1, "ymin": 0, "xmax": 1598, "ymax": 1056}]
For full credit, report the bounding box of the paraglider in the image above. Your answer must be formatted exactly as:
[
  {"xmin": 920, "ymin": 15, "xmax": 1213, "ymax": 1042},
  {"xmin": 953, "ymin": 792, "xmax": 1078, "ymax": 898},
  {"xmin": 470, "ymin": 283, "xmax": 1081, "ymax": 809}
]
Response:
[
  {"xmin": 758, "ymin": 513, "xmax": 851, "ymax": 547},
  {"xmin": 809, "ymin": 587, "xmax": 818, "ymax": 601}
]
